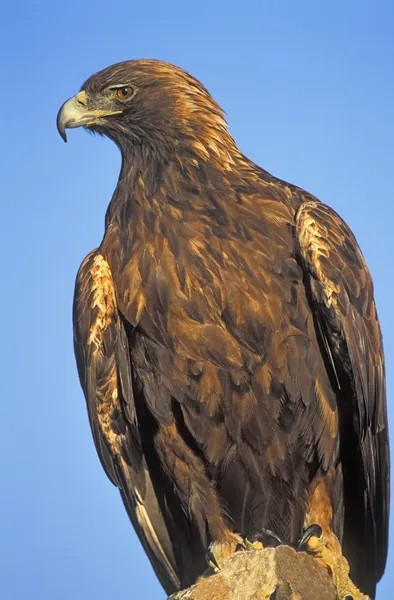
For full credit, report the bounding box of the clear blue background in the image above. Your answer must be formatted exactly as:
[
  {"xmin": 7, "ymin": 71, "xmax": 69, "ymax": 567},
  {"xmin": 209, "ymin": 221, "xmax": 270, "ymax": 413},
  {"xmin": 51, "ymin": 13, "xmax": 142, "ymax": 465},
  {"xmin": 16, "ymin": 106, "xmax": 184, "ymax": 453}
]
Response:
[{"xmin": 1, "ymin": 1, "xmax": 392, "ymax": 598}]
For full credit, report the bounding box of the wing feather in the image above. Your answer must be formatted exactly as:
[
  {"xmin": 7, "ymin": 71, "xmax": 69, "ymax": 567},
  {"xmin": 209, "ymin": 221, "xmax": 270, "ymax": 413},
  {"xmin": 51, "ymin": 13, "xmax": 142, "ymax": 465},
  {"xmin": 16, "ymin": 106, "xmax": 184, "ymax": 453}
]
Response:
[
  {"xmin": 73, "ymin": 249, "xmax": 180, "ymax": 594},
  {"xmin": 296, "ymin": 201, "xmax": 389, "ymax": 595}
]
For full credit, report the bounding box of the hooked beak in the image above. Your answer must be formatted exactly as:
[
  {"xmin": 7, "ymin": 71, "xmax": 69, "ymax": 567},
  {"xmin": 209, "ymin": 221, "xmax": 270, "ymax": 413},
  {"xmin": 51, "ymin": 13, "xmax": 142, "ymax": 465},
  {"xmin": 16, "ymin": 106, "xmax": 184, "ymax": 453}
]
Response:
[{"xmin": 56, "ymin": 91, "xmax": 122, "ymax": 142}]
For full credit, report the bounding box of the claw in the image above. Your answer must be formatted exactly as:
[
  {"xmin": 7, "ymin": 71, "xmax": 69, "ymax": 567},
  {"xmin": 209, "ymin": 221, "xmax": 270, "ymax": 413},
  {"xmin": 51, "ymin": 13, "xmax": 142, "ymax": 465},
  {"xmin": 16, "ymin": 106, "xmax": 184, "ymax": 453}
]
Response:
[
  {"xmin": 206, "ymin": 544, "xmax": 221, "ymax": 571},
  {"xmin": 297, "ymin": 523, "xmax": 323, "ymax": 550},
  {"xmin": 205, "ymin": 533, "xmax": 244, "ymax": 571},
  {"xmin": 297, "ymin": 524, "xmax": 367, "ymax": 599},
  {"xmin": 246, "ymin": 528, "xmax": 283, "ymax": 549}
]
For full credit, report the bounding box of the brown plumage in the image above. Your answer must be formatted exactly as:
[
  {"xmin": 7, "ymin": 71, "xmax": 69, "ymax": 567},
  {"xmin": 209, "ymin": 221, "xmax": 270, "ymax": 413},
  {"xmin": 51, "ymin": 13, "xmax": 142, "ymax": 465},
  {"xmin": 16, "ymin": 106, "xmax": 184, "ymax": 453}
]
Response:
[{"xmin": 57, "ymin": 60, "xmax": 389, "ymax": 598}]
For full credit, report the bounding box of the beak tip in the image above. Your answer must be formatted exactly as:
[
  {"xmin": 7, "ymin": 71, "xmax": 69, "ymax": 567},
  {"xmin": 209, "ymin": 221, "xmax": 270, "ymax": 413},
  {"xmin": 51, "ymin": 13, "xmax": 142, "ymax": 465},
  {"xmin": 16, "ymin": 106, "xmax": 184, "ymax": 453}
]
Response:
[{"xmin": 56, "ymin": 108, "xmax": 68, "ymax": 142}]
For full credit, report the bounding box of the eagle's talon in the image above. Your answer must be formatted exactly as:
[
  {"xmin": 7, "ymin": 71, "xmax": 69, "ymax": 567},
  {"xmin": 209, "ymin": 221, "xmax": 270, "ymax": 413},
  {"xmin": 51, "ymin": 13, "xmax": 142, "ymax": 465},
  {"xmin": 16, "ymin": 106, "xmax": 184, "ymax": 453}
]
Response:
[
  {"xmin": 298, "ymin": 525, "xmax": 368, "ymax": 599},
  {"xmin": 206, "ymin": 533, "xmax": 244, "ymax": 571},
  {"xmin": 297, "ymin": 523, "xmax": 323, "ymax": 551},
  {"xmin": 246, "ymin": 528, "xmax": 283, "ymax": 550},
  {"xmin": 205, "ymin": 545, "xmax": 221, "ymax": 571}
]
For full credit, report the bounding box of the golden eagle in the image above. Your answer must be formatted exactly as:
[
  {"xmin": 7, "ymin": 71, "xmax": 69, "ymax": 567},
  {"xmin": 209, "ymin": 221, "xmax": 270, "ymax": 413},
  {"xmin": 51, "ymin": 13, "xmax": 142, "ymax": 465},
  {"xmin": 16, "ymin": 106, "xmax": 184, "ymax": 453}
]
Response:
[{"xmin": 57, "ymin": 60, "xmax": 389, "ymax": 599}]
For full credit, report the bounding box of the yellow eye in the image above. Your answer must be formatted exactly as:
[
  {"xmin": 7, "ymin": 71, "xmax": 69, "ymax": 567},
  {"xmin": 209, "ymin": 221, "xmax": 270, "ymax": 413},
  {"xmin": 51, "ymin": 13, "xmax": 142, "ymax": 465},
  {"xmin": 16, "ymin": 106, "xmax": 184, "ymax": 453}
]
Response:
[{"xmin": 116, "ymin": 86, "xmax": 134, "ymax": 100}]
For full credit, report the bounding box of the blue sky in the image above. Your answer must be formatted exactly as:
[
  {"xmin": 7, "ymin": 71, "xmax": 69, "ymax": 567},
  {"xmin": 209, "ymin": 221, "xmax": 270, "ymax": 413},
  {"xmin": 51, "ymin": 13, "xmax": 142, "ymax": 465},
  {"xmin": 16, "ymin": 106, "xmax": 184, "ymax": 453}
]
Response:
[{"xmin": 1, "ymin": 1, "xmax": 393, "ymax": 598}]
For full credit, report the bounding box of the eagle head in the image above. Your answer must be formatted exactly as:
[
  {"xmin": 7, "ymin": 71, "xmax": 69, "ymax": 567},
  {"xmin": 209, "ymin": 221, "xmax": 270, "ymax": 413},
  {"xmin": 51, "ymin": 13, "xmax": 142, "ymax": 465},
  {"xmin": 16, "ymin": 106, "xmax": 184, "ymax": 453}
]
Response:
[{"xmin": 57, "ymin": 59, "xmax": 235, "ymax": 164}]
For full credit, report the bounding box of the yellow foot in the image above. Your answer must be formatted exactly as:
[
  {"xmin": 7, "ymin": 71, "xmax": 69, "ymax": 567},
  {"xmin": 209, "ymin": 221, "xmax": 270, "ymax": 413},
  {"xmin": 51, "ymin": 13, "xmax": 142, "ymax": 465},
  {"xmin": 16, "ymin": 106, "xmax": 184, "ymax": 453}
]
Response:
[
  {"xmin": 206, "ymin": 532, "xmax": 244, "ymax": 571},
  {"xmin": 298, "ymin": 524, "xmax": 369, "ymax": 600},
  {"xmin": 245, "ymin": 528, "xmax": 283, "ymax": 551}
]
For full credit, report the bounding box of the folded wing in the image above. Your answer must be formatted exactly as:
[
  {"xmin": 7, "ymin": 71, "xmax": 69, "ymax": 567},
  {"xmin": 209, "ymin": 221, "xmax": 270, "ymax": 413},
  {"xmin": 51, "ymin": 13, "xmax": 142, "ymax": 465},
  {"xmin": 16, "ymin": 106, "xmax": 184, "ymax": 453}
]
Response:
[
  {"xmin": 73, "ymin": 250, "xmax": 180, "ymax": 594},
  {"xmin": 296, "ymin": 201, "xmax": 389, "ymax": 597}
]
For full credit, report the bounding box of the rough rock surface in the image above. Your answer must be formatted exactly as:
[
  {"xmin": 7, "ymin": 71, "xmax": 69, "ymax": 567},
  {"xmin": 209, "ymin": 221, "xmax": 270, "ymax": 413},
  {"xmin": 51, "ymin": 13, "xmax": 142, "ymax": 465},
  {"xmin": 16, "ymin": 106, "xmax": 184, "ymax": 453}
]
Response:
[{"xmin": 168, "ymin": 545, "xmax": 339, "ymax": 600}]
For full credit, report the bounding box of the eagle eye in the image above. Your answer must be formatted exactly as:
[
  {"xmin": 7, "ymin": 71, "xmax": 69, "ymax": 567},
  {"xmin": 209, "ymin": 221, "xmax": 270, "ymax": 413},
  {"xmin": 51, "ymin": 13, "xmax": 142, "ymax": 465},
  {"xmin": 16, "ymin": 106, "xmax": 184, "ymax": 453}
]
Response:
[{"xmin": 114, "ymin": 86, "xmax": 134, "ymax": 101}]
